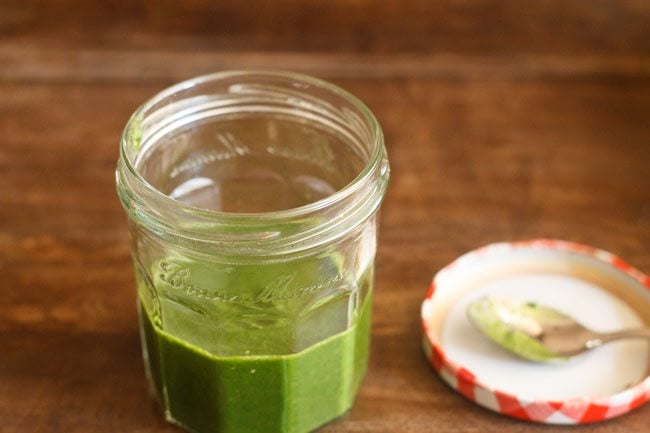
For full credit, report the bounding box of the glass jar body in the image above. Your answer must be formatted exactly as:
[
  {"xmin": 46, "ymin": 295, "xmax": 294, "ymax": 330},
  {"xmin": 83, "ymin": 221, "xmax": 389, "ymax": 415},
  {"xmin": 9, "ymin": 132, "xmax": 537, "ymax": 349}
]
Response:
[{"xmin": 116, "ymin": 71, "xmax": 389, "ymax": 433}]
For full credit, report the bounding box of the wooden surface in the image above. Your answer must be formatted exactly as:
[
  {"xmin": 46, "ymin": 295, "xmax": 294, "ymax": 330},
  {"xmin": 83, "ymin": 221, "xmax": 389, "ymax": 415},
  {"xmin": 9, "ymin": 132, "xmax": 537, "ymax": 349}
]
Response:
[{"xmin": 1, "ymin": 1, "xmax": 650, "ymax": 432}]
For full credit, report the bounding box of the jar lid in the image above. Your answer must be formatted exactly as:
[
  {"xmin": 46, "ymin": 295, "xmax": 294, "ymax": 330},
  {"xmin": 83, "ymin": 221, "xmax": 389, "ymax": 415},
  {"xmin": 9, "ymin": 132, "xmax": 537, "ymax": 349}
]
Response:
[{"xmin": 421, "ymin": 239, "xmax": 650, "ymax": 424}]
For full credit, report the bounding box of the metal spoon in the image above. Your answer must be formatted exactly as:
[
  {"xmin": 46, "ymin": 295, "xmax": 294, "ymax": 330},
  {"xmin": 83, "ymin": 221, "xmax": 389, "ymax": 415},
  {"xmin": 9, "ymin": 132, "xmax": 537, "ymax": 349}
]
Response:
[{"xmin": 467, "ymin": 297, "xmax": 650, "ymax": 362}]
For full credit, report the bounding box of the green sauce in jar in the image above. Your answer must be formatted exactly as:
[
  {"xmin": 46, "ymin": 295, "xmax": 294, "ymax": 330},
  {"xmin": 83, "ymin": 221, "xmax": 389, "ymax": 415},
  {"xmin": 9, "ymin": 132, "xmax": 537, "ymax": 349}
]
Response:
[{"xmin": 139, "ymin": 268, "xmax": 373, "ymax": 433}]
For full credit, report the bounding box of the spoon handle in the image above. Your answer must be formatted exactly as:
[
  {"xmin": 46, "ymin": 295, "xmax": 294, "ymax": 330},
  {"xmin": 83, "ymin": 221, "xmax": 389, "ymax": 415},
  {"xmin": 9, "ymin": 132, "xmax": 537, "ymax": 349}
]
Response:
[{"xmin": 589, "ymin": 328, "xmax": 650, "ymax": 348}]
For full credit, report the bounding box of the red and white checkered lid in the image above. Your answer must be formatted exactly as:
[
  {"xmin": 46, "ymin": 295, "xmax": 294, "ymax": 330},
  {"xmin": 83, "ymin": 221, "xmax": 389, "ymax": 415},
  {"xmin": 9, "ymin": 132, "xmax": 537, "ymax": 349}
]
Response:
[{"xmin": 421, "ymin": 239, "xmax": 650, "ymax": 424}]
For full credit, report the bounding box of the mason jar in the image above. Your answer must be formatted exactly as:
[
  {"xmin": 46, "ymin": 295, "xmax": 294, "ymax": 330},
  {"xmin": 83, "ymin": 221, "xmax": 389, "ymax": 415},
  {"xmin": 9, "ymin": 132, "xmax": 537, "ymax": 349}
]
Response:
[{"xmin": 116, "ymin": 71, "xmax": 390, "ymax": 433}]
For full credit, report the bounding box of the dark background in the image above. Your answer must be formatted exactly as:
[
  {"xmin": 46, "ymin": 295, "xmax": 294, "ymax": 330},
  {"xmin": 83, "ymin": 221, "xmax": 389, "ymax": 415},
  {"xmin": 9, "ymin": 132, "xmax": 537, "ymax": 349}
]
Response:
[{"xmin": 1, "ymin": 1, "xmax": 649, "ymax": 432}]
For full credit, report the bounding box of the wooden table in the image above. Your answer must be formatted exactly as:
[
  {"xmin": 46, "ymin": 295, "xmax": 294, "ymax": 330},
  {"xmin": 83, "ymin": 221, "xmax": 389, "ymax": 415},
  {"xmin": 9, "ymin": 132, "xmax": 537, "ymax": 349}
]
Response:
[{"xmin": 2, "ymin": 1, "xmax": 649, "ymax": 432}]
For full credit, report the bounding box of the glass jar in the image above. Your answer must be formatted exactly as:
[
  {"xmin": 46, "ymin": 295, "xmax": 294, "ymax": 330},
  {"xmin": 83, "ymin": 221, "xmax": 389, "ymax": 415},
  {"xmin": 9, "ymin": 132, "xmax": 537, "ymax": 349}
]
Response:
[{"xmin": 116, "ymin": 71, "xmax": 390, "ymax": 433}]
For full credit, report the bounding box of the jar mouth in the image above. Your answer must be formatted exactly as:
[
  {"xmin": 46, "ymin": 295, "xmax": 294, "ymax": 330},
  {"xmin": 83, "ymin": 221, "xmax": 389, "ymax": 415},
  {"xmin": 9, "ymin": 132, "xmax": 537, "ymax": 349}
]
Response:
[{"xmin": 116, "ymin": 70, "xmax": 389, "ymax": 255}]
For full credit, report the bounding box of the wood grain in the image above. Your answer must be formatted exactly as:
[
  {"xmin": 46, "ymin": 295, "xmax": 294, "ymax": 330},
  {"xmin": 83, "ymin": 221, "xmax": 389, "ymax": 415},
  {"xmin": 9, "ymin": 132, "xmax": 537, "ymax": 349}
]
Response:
[{"xmin": 1, "ymin": 1, "xmax": 649, "ymax": 432}]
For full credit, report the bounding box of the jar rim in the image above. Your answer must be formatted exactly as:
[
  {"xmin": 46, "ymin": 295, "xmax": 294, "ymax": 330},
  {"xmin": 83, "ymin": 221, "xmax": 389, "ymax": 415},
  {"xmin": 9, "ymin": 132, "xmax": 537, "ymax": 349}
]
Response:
[
  {"xmin": 118, "ymin": 70, "xmax": 386, "ymax": 222},
  {"xmin": 116, "ymin": 70, "xmax": 390, "ymax": 256}
]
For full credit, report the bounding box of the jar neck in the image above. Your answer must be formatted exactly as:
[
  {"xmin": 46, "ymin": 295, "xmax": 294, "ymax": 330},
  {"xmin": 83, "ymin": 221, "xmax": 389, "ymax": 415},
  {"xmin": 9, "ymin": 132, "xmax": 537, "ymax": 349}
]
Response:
[{"xmin": 116, "ymin": 71, "xmax": 389, "ymax": 258}]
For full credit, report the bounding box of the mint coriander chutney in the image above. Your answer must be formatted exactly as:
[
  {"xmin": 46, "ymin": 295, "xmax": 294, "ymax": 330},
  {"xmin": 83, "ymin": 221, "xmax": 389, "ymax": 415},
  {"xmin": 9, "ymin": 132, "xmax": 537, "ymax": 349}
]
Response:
[
  {"xmin": 117, "ymin": 71, "xmax": 390, "ymax": 433},
  {"xmin": 139, "ymin": 285, "xmax": 372, "ymax": 433}
]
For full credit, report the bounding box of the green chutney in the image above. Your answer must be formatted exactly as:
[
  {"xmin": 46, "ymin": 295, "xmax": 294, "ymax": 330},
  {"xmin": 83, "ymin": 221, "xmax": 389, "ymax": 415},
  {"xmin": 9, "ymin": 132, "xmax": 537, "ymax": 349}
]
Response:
[{"xmin": 139, "ymin": 289, "xmax": 372, "ymax": 433}]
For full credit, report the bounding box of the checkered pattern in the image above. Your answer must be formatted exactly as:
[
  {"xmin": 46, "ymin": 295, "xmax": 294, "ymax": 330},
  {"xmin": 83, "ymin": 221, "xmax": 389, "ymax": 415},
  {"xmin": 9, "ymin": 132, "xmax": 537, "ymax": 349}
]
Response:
[{"xmin": 421, "ymin": 239, "xmax": 650, "ymax": 424}]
